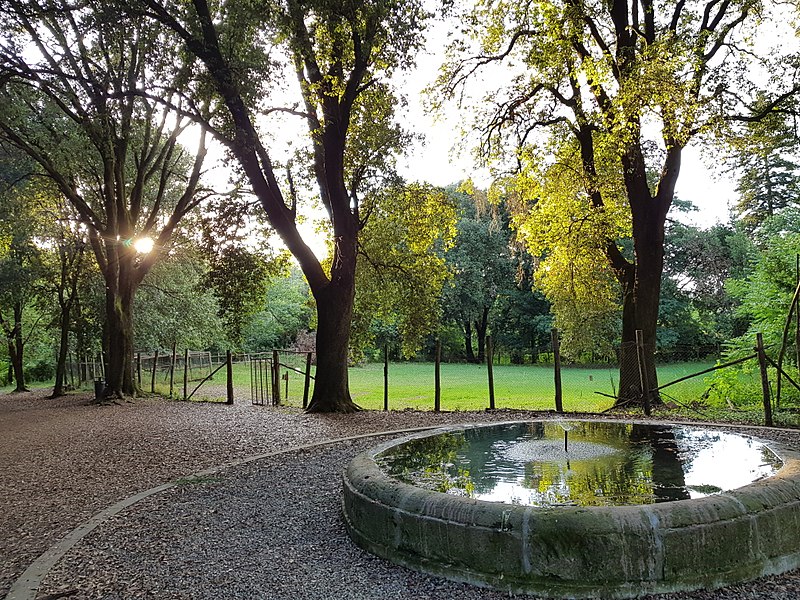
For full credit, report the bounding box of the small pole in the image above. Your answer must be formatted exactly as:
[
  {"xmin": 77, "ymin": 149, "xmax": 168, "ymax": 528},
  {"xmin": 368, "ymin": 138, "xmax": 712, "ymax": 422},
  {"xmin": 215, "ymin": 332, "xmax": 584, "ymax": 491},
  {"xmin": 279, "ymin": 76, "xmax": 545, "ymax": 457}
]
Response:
[
  {"xmin": 635, "ymin": 330, "xmax": 652, "ymax": 416},
  {"xmin": 226, "ymin": 350, "xmax": 234, "ymax": 405},
  {"xmin": 383, "ymin": 343, "xmax": 389, "ymax": 412},
  {"xmin": 250, "ymin": 355, "xmax": 254, "ymax": 405},
  {"xmin": 272, "ymin": 349, "xmax": 280, "ymax": 405},
  {"xmin": 302, "ymin": 352, "xmax": 312, "ymax": 409},
  {"xmin": 487, "ymin": 335, "xmax": 495, "ymax": 410},
  {"xmin": 151, "ymin": 350, "xmax": 158, "ymax": 394},
  {"xmin": 136, "ymin": 352, "xmax": 141, "ymax": 386},
  {"xmin": 183, "ymin": 348, "xmax": 189, "ymax": 400},
  {"xmin": 552, "ymin": 328, "xmax": 563, "ymax": 413},
  {"xmin": 434, "ymin": 338, "xmax": 441, "ymax": 412},
  {"xmin": 564, "ymin": 430, "xmax": 568, "ymax": 453},
  {"xmin": 756, "ymin": 332, "xmax": 774, "ymax": 426},
  {"xmin": 169, "ymin": 342, "xmax": 177, "ymax": 398}
]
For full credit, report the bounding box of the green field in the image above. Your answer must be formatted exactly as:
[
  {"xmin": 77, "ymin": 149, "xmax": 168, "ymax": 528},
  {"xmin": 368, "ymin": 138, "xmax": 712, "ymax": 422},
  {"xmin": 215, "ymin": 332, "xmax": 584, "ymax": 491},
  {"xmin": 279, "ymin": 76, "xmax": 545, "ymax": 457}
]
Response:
[
  {"xmin": 4, "ymin": 360, "xmax": 718, "ymax": 413},
  {"xmin": 251, "ymin": 360, "xmax": 717, "ymax": 413}
]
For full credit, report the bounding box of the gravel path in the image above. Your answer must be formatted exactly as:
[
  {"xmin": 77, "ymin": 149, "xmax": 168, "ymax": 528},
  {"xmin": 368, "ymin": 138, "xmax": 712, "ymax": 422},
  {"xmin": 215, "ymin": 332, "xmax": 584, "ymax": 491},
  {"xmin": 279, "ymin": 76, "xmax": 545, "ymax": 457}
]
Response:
[{"xmin": 3, "ymin": 389, "xmax": 800, "ymax": 599}]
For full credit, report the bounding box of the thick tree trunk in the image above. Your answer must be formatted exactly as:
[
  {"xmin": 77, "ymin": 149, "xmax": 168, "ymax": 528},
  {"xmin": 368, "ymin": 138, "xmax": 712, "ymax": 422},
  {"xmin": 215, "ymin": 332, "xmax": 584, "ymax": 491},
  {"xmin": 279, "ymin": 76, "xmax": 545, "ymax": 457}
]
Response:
[
  {"xmin": 306, "ymin": 279, "xmax": 360, "ymax": 413},
  {"xmin": 615, "ymin": 199, "xmax": 667, "ymax": 407},
  {"xmin": 463, "ymin": 320, "xmax": 476, "ymax": 363},
  {"xmin": 102, "ymin": 274, "xmax": 137, "ymax": 399}
]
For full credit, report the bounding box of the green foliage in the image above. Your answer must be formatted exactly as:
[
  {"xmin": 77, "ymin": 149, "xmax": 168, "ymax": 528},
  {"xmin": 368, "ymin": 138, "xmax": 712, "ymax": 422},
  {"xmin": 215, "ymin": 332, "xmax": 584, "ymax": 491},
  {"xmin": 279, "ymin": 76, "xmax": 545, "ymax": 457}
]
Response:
[
  {"xmin": 353, "ymin": 182, "xmax": 457, "ymax": 357},
  {"xmin": 662, "ymin": 220, "xmax": 755, "ymax": 345},
  {"xmin": 499, "ymin": 140, "xmax": 630, "ymax": 360},
  {"xmin": 134, "ymin": 252, "xmax": 225, "ymax": 351},
  {"xmin": 243, "ymin": 267, "xmax": 313, "ymax": 351},
  {"xmin": 727, "ymin": 105, "xmax": 800, "ymax": 237},
  {"xmin": 203, "ymin": 246, "xmax": 289, "ymax": 348},
  {"xmin": 725, "ymin": 232, "xmax": 800, "ymax": 355},
  {"xmin": 440, "ymin": 183, "xmax": 518, "ymax": 358}
]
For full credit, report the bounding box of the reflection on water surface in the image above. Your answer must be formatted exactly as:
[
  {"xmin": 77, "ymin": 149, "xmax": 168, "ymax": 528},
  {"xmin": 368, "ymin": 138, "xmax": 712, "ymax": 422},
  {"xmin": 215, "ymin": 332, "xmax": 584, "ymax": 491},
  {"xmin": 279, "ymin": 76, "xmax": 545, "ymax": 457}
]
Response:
[{"xmin": 376, "ymin": 422, "xmax": 782, "ymax": 507}]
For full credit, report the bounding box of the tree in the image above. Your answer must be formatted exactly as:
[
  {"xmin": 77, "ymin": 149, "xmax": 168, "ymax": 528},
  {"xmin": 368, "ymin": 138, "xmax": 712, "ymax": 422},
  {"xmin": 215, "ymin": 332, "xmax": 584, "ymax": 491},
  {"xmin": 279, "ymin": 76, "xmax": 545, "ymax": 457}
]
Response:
[
  {"xmin": 203, "ymin": 246, "xmax": 289, "ymax": 348},
  {"xmin": 442, "ymin": 0, "xmax": 800, "ymax": 403},
  {"xmin": 133, "ymin": 250, "xmax": 225, "ymax": 352},
  {"xmin": 39, "ymin": 199, "xmax": 89, "ymax": 397},
  {"xmin": 0, "ymin": 1, "xmax": 209, "ymax": 397},
  {"xmin": 244, "ymin": 267, "xmax": 314, "ymax": 352},
  {"xmin": 729, "ymin": 107, "xmax": 800, "ymax": 236},
  {"xmin": 352, "ymin": 182, "xmax": 457, "ymax": 359},
  {"xmin": 0, "ymin": 148, "xmax": 44, "ymax": 391},
  {"xmin": 134, "ymin": 0, "xmax": 428, "ymax": 411},
  {"xmin": 662, "ymin": 219, "xmax": 754, "ymax": 346},
  {"xmin": 442, "ymin": 184, "xmax": 515, "ymax": 363}
]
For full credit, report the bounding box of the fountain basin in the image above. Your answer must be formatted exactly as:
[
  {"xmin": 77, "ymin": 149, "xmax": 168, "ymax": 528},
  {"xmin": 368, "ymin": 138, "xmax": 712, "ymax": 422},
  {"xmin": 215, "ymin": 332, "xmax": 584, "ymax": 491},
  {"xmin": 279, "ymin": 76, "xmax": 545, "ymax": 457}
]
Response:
[{"xmin": 342, "ymin": 421, "xmax": 800, "ymax": 599}]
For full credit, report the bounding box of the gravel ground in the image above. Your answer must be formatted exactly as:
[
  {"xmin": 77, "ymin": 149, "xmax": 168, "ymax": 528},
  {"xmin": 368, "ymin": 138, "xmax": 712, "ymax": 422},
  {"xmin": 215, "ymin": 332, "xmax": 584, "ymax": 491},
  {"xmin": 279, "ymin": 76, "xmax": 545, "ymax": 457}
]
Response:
[{"xmin": 4, "ymin": 389, "xmax": 800, "ymax": 599}]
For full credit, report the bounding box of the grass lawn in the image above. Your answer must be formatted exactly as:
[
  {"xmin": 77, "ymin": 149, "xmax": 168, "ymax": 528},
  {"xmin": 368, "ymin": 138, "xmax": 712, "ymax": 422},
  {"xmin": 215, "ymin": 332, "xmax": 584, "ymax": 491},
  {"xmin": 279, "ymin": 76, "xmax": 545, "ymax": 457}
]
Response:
[
  {"xmin": 3, "ymin": 359, "xmax": 719, "ymax": 414},
  {"xmin": 249, "ymin": 360, "xmax": 717, "ymax": 413}
]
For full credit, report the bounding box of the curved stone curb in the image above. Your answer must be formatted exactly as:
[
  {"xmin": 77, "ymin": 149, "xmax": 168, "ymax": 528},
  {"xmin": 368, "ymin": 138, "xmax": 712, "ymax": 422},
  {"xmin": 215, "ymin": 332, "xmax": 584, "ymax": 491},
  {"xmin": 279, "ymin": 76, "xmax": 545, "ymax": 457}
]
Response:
[
  {"xmin": 343, "ymin": 420, "xmax": 800, "ymax": 599},
  {"xmin": 4, "ymin": 425, "xmax": 438, "ymax": 600}
]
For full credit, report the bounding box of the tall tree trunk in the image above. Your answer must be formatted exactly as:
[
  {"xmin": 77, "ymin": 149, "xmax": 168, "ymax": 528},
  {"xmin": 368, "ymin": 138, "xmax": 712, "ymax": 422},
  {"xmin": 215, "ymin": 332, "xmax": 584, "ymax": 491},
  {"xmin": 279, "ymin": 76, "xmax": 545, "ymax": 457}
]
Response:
[
  {"xmin": 305, "ymin": 231, "xmax": 360, "ymax": 413},
  {"xmin": 615, "ymin": 191, "xmax": 669, "ymax": 406},
  {"xmin": 102, "ymin": 268, "xmax": 138, "ymax": 398},
  {"xmin": 475, "ymin": 305, "xmax": 490, "ymax": 364},
  {"xmin": 8, "ymin": 303, "xmax": 26, "ymax": 392},
  {"xmin": 306, "ymin": 281, "xmax": 360, "ymax": 413},
  {"xmin": 52, "ymin": 309, "xmax": 70, "ymax": 397},
  {"xmin": 463, "ymin": 320, "xmax": 476, "ymax": 363}
]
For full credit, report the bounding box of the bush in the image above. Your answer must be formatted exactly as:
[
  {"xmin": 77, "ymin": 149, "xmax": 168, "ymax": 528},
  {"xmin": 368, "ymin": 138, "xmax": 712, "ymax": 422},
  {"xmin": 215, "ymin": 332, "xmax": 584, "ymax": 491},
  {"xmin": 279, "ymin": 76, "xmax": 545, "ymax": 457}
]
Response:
[{"xmin": 25, "ymin": 360, "xmax": 55, "ymax": 383}]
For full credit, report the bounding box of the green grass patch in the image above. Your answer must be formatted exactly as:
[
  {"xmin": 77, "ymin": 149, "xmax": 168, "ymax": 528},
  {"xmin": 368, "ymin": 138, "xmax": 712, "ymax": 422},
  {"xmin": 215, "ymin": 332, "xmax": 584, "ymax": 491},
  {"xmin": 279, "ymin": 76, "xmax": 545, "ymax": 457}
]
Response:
[{"xmin": 252, "ymin": 360, "xmax": 718, "ymax": 413}]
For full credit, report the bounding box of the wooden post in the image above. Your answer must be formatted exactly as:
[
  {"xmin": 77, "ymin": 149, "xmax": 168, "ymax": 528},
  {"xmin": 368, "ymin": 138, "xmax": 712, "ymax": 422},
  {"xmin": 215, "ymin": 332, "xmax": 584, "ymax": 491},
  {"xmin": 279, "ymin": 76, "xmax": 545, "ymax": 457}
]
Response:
[
  {"xmin": 226, "ymin": 350, "xmax": 234, "ymax": 405},
  {"xmin": 302, "ymin": 352, "xmax": 312, "ymax": 409},
  {"xmin": 272, "ymin": 349, "xmax": 280, "ymax": 405},
  {"xmin": 383, "ymin": 343, "xmax": 389, "ymax": 412},
  {"xmin": 756, "ymin": 332, "xmax": 774, "ymax": 426},
  {"xmin": 551, "ymin": 328, "xmax": 563, "ymax": 413},
  {"xmin": 487, "ymin": 335, "xmax": 495, "ymax": 410},
  {"xmin": 150, "ymin": 350, "xmax": 158, "ymax": 394},
  {"xmin": 434, "ymin": 338, "xmax": 441, "ymax": 412},
  {"xmin": 169, "ymin": 342, "xmax": 177, "ymax": 398},
  {"xmin": 136, "ymin": 352, "xmax": 141, "ymax": 386},
  {"xmin": 183, "ymin": 349, "xmax": 189, "ymax": 400},
  {"xmin": 635, "ymin": 330, "xmax": 651, "ymax": 416}
]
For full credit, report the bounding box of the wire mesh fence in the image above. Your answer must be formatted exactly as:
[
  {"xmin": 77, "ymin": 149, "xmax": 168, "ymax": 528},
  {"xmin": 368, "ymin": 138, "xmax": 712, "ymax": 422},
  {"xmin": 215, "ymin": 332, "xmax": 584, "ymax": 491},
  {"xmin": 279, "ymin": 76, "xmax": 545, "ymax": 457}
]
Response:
[{"xmin": 59, "ymin": 332, "xmax": 796, "ymax": 426}]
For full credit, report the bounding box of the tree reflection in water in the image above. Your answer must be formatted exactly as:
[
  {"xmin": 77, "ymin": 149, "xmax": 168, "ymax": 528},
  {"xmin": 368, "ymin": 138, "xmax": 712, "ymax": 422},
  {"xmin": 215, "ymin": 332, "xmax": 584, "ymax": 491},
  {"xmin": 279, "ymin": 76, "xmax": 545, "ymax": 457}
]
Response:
[{"xmin": 376, "ymin": 422, "xmax": 781, "ymax": 507}]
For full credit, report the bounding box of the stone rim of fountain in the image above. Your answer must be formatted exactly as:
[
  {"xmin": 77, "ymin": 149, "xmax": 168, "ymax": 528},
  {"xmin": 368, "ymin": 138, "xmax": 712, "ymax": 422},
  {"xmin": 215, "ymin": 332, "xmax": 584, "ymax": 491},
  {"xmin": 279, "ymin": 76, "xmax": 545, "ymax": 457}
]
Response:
[{"xmin": 342, "ymin": 419, "xmax": 800, "ymax": 599}]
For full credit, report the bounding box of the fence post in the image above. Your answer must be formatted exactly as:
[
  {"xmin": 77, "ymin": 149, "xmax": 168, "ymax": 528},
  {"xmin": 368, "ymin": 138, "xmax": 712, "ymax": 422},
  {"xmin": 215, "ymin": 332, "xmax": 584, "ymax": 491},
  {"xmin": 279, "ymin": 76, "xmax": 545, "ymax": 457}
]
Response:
[
  {"xmin": 183, "ymin": 349, "xmax": 189, "ymax": 400},
  {"xmin": 756, "ymin": 332, "xmax": 774, "ymax": 426},
  {"xmin": 383, "ymin": 343, "xmax": 389, "ymax": 412},
  {"xmin": 226, "ymin": 350, "xmax": 234, "ymax": 405},
  {"xmin": 635, "ymin": 330, "xmax": 651, "ymax": 416},
  {"xmin": 272, "ymin": 349, "xmax": 280, "ymax": 405},
  {"xmin": 551, "ymin": 328, "xmax": 563, "ymax": 413},
  {"xmin": 136, "ymin": 352, "xmax": 141, "ymax": 386},
  {"xmin": 150, "ymin": 349, "xmax": 158, "ymax": 394},
  {"xmin": 303, "ymin": 352, "xmax": 312, "ymax": 409},
  {"xmin": 170, "ymin": 342, "xmax": 177, "ymax": 398},
  {"xmin": 487, "ymin": 334, "xmax": 495, "ymax": 410},
  {"xmin": 434, "ymin": 338, "xmax": 441, "ymax": 412}
]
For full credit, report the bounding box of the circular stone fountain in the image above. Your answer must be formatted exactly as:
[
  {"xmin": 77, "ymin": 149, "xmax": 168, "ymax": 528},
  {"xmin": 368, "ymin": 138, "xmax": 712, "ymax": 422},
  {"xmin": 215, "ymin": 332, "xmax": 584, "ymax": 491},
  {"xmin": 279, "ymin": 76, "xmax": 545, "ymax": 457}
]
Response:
[{"xmin": 342, "ymin": 421, "xmax": 800, "ymax": 599}]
